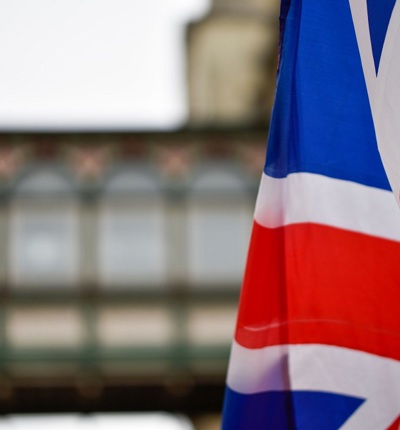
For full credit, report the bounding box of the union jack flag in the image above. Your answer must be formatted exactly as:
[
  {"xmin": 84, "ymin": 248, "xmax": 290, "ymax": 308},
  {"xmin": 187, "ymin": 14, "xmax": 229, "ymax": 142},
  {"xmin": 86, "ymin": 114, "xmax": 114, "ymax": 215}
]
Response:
[{"xmin": 222, "ymin": 0, "xmax": 400, "ymax": 428}]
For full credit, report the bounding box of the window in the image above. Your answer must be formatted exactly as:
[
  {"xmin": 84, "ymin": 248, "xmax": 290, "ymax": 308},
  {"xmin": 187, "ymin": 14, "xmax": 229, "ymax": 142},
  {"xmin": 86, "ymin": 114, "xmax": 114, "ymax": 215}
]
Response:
[
  {"xmin": 187, "ymin": 165, "xmax": 253, "ymax": 287},
  {"xmin": 9, "ymin": 168, "xmax": 80, "ymax": 288},
  {"xmin": 98, "ymin": 168, "xmax": 167, "ymax": 289}
]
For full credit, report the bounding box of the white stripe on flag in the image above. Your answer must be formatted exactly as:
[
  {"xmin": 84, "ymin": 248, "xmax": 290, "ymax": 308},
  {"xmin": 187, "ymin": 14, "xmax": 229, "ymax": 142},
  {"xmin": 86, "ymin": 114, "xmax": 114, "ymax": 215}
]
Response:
[
  {"xmin": 227, "ymin": 341, "xmax": 400, "ymax": 429},
  {"xmin": 226, "ymin": 341, "xmax": 290, "ymax": 394},
  {"xmin": 350, "ymin": 0, "xmax": 400, "ymax": 206},
  {"xmin": 254, "ymin": 172, "xmax": 400, "ymax": 241}
]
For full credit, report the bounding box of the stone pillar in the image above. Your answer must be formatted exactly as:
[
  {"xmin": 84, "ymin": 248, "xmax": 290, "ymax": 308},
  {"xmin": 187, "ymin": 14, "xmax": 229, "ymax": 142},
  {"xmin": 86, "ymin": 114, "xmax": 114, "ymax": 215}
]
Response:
[{"xmin": 187, "ymin": 0, "xmax": 280, "ymax": 128}]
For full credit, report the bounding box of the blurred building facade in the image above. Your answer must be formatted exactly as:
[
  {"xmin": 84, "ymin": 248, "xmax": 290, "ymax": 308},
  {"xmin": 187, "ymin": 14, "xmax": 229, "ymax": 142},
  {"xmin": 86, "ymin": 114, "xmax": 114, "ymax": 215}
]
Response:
[
  {"xmin": 0, "ymin": 0, "xmax": 279, "ymax": 420},
  {"xmin": 187, "ymin": 0, "xmax": 279, "ymax": 127}
]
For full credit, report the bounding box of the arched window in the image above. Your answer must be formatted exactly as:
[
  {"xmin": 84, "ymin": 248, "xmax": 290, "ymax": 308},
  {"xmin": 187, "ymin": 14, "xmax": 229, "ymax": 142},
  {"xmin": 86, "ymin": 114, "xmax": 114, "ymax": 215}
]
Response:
[
  {"xmin": 9, "ymin": 167, "xmax": 80, "ymax": 289},
  {"xmin": 187, "ymin": 164, "xmax": 253, "ymax": 288},
  {"xmin": 98, "ymin": 167, "xmax": 167, "ymax": 289}
]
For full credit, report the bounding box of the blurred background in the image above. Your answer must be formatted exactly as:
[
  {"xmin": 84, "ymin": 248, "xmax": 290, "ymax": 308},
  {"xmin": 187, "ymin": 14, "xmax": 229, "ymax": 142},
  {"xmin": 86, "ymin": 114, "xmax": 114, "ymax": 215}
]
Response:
[{"xmin": 0, "ymin": 0, "xmax": 279, "ymax": 428}]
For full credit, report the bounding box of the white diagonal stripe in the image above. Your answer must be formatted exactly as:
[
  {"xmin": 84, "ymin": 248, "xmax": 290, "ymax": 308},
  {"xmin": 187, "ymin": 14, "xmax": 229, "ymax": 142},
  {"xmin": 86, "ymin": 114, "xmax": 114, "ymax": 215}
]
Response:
[
  {"xmin": 348, "ymin": 0, "xmax": 376, "ymax": 105},
  {"xmin": 349, "ymin": 0, "xmax": 400, "ymax": 206}
]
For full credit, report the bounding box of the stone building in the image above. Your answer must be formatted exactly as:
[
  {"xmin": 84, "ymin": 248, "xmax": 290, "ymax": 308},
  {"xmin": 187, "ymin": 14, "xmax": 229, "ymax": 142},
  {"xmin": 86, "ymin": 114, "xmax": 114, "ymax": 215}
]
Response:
[
  {"xmin": 187, "ymin": 0, "xmax": 280, "ymax": 127},
  {"xmin": 0, "ymin": 1, "xmax": 280, "ymax": 424}
]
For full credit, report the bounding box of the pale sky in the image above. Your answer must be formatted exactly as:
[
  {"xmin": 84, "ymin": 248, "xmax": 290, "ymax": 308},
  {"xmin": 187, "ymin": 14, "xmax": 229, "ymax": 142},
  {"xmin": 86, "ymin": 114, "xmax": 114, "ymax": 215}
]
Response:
[{"xmin": 0, "ymin": 0, "xmax": 211, "ymax": 131}]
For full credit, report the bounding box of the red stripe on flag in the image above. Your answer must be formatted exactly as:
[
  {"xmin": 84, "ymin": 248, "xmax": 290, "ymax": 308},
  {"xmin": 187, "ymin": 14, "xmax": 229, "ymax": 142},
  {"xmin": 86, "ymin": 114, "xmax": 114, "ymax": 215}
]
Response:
[
  {"xmin": 387, "ymin": 416, "xmax": 400, "ymax": 430},
  {"xmin": 235, "ymin": 221, "xmax": 400, "ymax": 360}
]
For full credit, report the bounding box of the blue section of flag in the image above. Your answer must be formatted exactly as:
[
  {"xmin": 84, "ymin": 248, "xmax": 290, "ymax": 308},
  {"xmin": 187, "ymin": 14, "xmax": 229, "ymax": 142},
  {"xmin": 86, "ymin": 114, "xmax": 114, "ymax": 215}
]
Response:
[
  {"xmin": 367, "ymin": 0, "xmax": 397, "ymax": 73},
  {"xmin": 264, "ymin": 0, "xmax": 391, "ymax": 191},
  {"xmin": 278, "ymin": 0, "xmax": 292, "ymax": 72},
  {"xmin": 222, "ymin": 388, "xmax": 365, "ymax": 430}
]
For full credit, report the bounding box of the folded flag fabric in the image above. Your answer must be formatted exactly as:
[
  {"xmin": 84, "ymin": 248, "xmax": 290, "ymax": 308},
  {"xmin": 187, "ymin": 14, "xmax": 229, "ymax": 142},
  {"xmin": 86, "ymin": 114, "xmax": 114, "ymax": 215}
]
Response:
[{"xmin": 221, "ymin": 0, "xmax": 400, "ymax": 429}]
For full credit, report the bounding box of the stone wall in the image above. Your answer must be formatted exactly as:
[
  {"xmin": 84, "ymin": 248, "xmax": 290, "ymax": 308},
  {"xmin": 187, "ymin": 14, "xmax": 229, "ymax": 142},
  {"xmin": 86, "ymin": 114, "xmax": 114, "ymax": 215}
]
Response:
[{"xmin": 187, "ymin": 0, "xmax": 280, "ymax": 128}]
